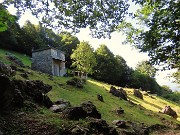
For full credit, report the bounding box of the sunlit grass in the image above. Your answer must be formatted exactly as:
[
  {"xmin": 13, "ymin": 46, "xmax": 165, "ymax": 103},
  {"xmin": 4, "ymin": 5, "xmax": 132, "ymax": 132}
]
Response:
[
  {"xmin": 0, "ymin": 48, "xmax": 31, "ymax": 66},
  {"xmin": 1, "ymin": 48, "xmax": 180, "ymax": 126}
]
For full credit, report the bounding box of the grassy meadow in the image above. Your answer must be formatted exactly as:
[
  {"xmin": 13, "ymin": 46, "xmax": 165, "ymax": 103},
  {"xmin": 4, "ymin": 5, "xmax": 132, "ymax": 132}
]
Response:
[{"xmin": 0, "ymin": 48, "xmax": 180, "ymax": 133}]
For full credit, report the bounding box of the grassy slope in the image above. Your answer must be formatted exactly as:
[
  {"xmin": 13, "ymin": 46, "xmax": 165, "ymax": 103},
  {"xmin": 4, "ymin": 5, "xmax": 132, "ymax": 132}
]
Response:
[
  {"xmin": 1, "ymin": 48, "xmax": 180, "ymax": 130},
  {"xmin": 0, "ymin": 48, "xmax": 31, "ymax": 66}
]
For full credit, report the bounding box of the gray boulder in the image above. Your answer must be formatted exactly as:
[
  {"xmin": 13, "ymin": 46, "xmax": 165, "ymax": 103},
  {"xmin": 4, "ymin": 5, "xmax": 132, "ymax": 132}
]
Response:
[
  {"xmin": 50, "ymin": 98, "xmax": 71, "ymax": 112},
  {"xmin": 6, "ymin": 53, "xmax": 24, "ymax": 67},
  {"xmin": 97, "ymin": 94, "xmax": 104, "ymax": 102},
  {"xmin": 62, "ymin": 106, "xmax": 87, "ymax": 120},
  {"xmin": 134, "ymin": 89, "xmax": 143, "ymax": 100},
  {"xmin": 0, "ymin": 74, "xmax": 15, "ymax": 112},
  {"xmin": 80, "ymin": 101, "xmax": 101, "ymax": 119},
  {"xmin": 116, "ymin": 107, "xmax": 124, "ymax": 114},
  {"xmin": 0, "ymin": 130, "xmax": 3, "ymax": 135},
  {"xmin": 112, "ymin": 120, "xmax": 126, "ymax": 128},
  {"xmin": 162, "ymin": 106, "xmax": 178, "ymax": 119},
  {"xmin": 87, "ymin": 117, "xmax": 118, "ymax": 135},
  {"xmin": 0, "ymin": 61, "xmax": 15, "ymax": 76},
  {"xmin": 109, "ymin": 86, "xmax": 127, "ymax": 100}
]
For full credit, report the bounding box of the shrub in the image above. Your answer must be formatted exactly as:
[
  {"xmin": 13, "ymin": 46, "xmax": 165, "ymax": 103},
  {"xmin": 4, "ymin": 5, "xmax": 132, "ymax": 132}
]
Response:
[{"xmin": 66, "ymin": 77, "xmax": 84, "ymax": 88}]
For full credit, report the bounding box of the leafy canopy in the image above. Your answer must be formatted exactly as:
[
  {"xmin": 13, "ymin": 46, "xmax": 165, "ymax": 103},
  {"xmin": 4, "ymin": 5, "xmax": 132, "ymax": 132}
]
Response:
[
  {"xmin": 71, "ymin": 41, "xmax": 96, "ymax": 74},
  {"xmin": 0, "ymin": 4, "xmax": 16, "ymax": 32},
  {"xmin": 3, "ymin": 0, "xmax": 129, "ymax": 38},
  {"xmin": 136, "ymin": 60, "xmax": 157, "ymax": 78},
  {"xmin": 118, "ymin": 0, "xmax": 180, "ymax": 70}
]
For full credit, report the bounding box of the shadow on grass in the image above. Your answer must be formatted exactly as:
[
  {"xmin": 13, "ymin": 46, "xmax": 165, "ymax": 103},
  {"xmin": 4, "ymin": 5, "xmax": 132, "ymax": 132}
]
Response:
[{"xmin": 128, "ymin": 95, "xmax": 163, "ymax": 111}]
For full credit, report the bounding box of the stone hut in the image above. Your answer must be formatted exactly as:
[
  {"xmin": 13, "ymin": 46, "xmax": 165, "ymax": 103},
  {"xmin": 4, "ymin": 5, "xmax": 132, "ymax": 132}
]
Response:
[{"xmin": 32, "ymin": 47, "xmax": 66, "ymax": 76}]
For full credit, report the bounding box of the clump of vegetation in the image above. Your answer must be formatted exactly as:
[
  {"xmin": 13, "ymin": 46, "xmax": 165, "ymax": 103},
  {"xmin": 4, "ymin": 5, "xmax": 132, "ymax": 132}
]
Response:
[{"xmin": 66, "ymin": 77, "xmax": 85, "ymax": 88}]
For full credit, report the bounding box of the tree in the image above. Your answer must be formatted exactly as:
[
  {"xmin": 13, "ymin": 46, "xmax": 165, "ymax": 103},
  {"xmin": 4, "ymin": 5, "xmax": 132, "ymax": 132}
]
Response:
[
  {"xmin": 172, "ymin": 70, "xmax": 180, "ymax": 87},
  {"xmin": 59, "ymin": 32, "xmax": 80, "ymax": 68},
  {"xmin": 136, "ymin": 60, "xmax": 157, "ymax": 78},
  {"xmin": 114, "ymin": 55, "xmax": 132, "ymax": 86},
  {"xmin": 71, "ymin": 41, "xmax": 96, "ymax": 74},
  {"xmin": 0, "ymin": 4, "xmax": 16, "ymax": 32},
  {"xmin": 93, "ymin": 44, "xmax": 116, "ymax": 84},
  {"xmin": 3, "ymin": 0, "xmax": 129, "ymax": 38},
  {"xmin": 129, "ymin": 70, "xmax": 160, "ymax": 93},
  {"xmin": 118, "ymin": 0, "xmax": 180, "ymax": 70}
]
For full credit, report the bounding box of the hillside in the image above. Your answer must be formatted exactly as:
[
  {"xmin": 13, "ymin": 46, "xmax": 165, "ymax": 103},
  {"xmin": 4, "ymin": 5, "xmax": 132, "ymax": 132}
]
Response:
[{"xmin": 0, "ymin": 48, "xmax": 180, "ymax": 135}]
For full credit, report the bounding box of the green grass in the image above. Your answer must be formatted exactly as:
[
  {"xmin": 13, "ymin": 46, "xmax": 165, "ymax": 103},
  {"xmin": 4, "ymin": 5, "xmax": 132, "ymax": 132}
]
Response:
[
  {"xmin": 1, "ymin": 48, "xmax": 180, "ymax": 129},
  {"xmin": 27, "ymin": 70, "xmax": 179, "ymax": 126},
  {"xmin": 0, "ymin": 48, "xmax": 31, "ymax": 66}
]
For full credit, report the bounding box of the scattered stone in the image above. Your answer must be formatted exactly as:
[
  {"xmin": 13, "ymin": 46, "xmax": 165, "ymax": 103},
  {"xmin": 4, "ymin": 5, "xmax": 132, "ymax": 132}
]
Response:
[
  {"xmin": 62, "ymin": 101, "xmax": 101, "ymax": 120},
  {"xmin": 116, "ymin": 107, "xmax": 124, "ymax": 114},
  {"xmin": 42, "ymin": 94, "xmax": 53, "ymax": 108},
  {"xmin": 87, "ymin": 117, "xmax": 118, "ymax": 135},
  {"xmin": 142, "ymin": 91, "xmax": 149, "ymax": 96},
  {"xmin": 109, "ymin": 86, "xmax": 127, "ymax": 100},
  {"xmin": 133, "ymin": 89, "xmax": 143, "ymax": 100},
  {"xmin": 62, "ymin": 106, "xmax": 87, "ymax": 120},
  {"xmin": 80, "ymin": 101, "xmax": 101, "ymax": 119},
  {"xmin": 0, "ymin": 74, "xmax": 15, "ymax": 112},
  {"xmin": 0, "ymin": 61, "xmax": 15, "ymax": 76},
  {"xmin": 20, "ymin": 73, "xmax": 28, "ymax": 79},
  {"xmin": 162, "ymin": 106, "xmax": 178, "ymax": 119},
  {"xmin": 66, "ymin": 77, "xmax": 83, "ymax": 88},
  {"xmin": 70, "ymin": 125, "xmax": 88, "ymax": 135},
  {"xmin": 147, "ymin": 124, "xmax": 167, "ymax": 133},
  {"xmin": 112, "ymin": 120, "xmax": 126, "ymax": 128},
  {"xmin": 97, "ymin": 94, "xmax": 104, "ymax": 102},
  {"xmin": 6, "ymin": 53, "xmax": 24, "ymax": 67},
  {"xmin": 50, "ymin": 105, "xmax": 65, "ymax": 113},
  {"xmin": 0, "ymin": 130, "xmax": 3, "ymax": 135},
  {"xmin": 13, "ymin": 88, "xmax": 24, "ymax": 107},
  {"xmin": 14, "ymin": 80, "xmax": 53, "ymax": 108},
  {"xmin": 150, "ymin": 95, "xmax": 156, "ymax": 99},
  {"xmin": 50, "ymin": 99, "xmax": 71, "ymax": 112},
  {"xmin": 128, "ymin": 100, "xmax": 137, "ymax": 105},
  {"xmin": 55, "ymin": 98, "xmax": 71, "ymax": 106}
]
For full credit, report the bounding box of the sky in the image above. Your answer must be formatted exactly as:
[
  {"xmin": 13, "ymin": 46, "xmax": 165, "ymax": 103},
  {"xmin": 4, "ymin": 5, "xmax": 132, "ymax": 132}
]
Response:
[{"xmin": 1, "ymin": 1, "xmax": 179, "ymax": 91}]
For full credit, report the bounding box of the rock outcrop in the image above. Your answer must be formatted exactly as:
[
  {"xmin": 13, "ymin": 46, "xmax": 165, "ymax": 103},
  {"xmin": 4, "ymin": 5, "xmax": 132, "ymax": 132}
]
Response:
[
  {"xmin": 0, "ymin": 74, "xmax": 15, "ymax": 111},
  {"xmin": 133, "ymin": 89, "xmax": 143, "ymax": 100},
  {"xmin": 14, "ymin": 80, "xmax": 53, "ymax": 108},
  {"xmin": 0, "ymin": 61, "xmax": 53, "ymax": 112},
  {"xmin": 0, "ymin": 61, "xmax": 15, "ymax": 76},
  {"xmin": 50, "ymin": 99, "xmax": 71, "ymax": 113},
  {"xmin": 62, "ymin": 101, "xmax": 101, "ymax": 120},
  {"xmin": 87, "ymin": 117, "xmax": 118, "ymax": 135},
  {"xmin": 62, "ymin": 106, "xmax": 87, "ymax": 120},
  {"xmin": 112, "ymin": 120, "xmax": 126, "ymax": 128},
  {"xmin": 97, "ymin": 94, "xmax": 104, "ymax": 102},
  {"xmin": 109, "ymin": 86, "xmax": 127, "ymax": 100},
  {"xmin": 80, "ymin": 101, "xmax": 101, "ymax": 119},
  {"xmin": 162, "ymin": 106, "xmax": 178, "ymax": 119}
]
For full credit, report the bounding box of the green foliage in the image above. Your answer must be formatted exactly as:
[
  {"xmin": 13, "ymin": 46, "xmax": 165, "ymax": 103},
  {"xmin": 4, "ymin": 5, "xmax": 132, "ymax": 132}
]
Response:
[
  {"xmin": 129, "ymin": 70, "xmax": 160, "ymax": 93},
  {"xmin": 0, "ymin": 48, "xmax": 31, "ymax": 67},
  {"xmin": 93, "ymin": 44, "xmax": 116, "ymax": 84},
  {"xmin": 172, "ymin": 70, "xmax": 180, "ymax": 87},
  {"xmin": 66, "ymin": 77, "xmax": 85, "ymax": 88},
  {"xmin": 136, "ymin": 60, "xmax": 157, "ymax": 78},
  {"xmin": 59, "ymin": 31, "xmax": 80, "ymax": 68},
  {"xmin": 0, "ymin": 4, "xmax": 16, "ymax": 32},
  {"xmin": 158, "ymin": 85, "xmax": 180, "ymax": 104},
  {"xmin": 92, "ymin": 45, "xmax": 131, "ymax": 87},
  {"xmin": 118, "ymin": 0, "xmax": 180, "ymax": 70},
  {"xmin": 3, "ymin": 0, "xmax": 129, "ymax": 38},
  {"xmin": 71, "ymin": 41, "xmax": 96, "ymax": 74}
]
